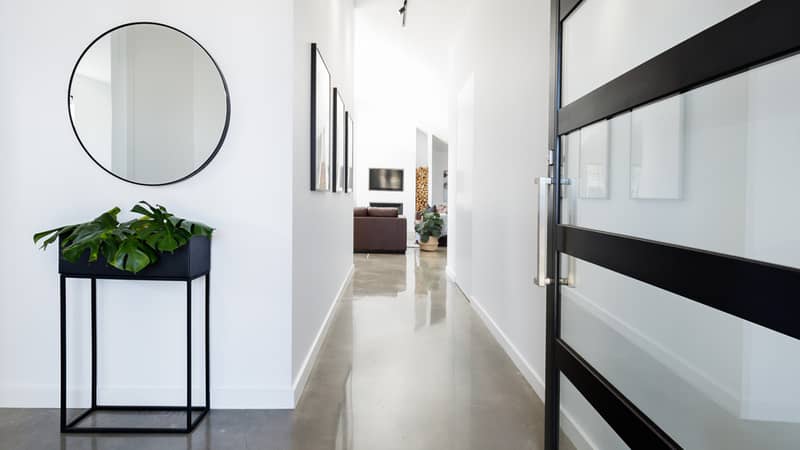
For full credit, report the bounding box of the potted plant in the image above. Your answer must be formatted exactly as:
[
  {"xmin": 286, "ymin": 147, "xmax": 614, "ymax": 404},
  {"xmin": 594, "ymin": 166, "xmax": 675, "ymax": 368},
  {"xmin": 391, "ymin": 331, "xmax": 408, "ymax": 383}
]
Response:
[
  {"xmin": 34, "ymin": 201, "xmax": 214, "ymax": 277},
  {"xmin": 415, "ymin": 211, "xmax": 444, "ymax": 252}
]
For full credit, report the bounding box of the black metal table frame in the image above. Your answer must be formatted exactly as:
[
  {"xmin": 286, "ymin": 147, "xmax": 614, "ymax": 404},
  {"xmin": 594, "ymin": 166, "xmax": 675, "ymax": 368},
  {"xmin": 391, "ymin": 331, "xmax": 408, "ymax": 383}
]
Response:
[{"xmin": 60, "ymin": 272, "xmax": 210, "ymax": 434}]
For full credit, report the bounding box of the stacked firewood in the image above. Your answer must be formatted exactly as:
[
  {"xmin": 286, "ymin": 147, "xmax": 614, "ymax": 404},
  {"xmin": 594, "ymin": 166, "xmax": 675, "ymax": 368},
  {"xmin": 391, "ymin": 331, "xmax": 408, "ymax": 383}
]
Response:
[{"xmin": 416, "ymin": 166, "xmax": 429, "ymax": 212}]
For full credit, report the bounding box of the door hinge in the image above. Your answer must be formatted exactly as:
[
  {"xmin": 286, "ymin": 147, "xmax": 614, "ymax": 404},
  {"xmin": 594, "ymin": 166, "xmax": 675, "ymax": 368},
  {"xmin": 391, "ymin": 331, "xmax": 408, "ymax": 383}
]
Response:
[{"xmin": 547, "ymin": 149, "xmax": 555, "ymax": 166}]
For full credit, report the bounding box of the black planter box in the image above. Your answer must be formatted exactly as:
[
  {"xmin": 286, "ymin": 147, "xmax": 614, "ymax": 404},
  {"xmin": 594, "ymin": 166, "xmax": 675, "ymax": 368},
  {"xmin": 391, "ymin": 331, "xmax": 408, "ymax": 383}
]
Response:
[{"xmin": 59, "ymin": 236, "xmax": 211, "ymax": 279}]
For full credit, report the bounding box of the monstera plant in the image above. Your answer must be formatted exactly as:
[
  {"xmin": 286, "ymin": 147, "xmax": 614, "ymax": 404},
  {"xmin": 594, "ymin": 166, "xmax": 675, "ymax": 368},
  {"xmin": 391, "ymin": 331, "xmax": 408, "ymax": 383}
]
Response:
[
  {"xmin": 34, "ymin": 201, "xmax": 213, "ymax": 273},
  {"xmin": 415, "ymin": 211, "xmax": 444, "ymax": 252}
]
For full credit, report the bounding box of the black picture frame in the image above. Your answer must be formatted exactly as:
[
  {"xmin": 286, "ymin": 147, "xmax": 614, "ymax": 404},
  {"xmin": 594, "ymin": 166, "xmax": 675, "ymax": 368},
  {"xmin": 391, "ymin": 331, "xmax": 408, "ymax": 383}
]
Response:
[
  {"xmin": 310, "ymin": 43, "xmax": 333, "ymax": 191},
  {"xmin": 345, "ymin": 111, "xmax": 354, "ymax": 193},
  {"xmin": 332, "ymin": 88, "xmax": 346, "ymax": 193},
  {"xmin": 67, "ymin": 22, "xmax": 231, "ymax": 187}
]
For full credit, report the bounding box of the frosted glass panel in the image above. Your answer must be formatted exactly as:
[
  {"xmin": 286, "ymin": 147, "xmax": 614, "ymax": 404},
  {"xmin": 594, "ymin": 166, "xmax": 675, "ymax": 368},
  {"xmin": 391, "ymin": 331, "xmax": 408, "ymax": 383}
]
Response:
[
  {"xmin": 630, "ymin": 96, "xmax": 683, "ymax": 199},
  {"xmin": 562, "ymin": 0, "xmax": 759, "ymax": 104},
  {"xmin": 578, "ymin": 121, "xmax": 610, "ymax": 199},
  {"xmin": 559, "ymin": 374, "xmax": 629, "ymax": 450},
  {"xmin": 562, "ymin": 52, "xmax": 800, "ymax": 270},
  {"xmin": 560, "ymin": 261, "xmax": 800, "ymax": 449},
  {"xmin": 559, "ymin": 51, "xmax": 800, "ymax": 449}
]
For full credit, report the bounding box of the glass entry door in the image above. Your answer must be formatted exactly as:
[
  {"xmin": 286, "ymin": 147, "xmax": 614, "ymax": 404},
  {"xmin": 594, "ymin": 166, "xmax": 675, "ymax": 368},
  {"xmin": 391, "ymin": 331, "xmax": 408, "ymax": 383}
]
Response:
[{"xmin": 541, "ymin": 1, "xmax": 800, "ymax": 449}]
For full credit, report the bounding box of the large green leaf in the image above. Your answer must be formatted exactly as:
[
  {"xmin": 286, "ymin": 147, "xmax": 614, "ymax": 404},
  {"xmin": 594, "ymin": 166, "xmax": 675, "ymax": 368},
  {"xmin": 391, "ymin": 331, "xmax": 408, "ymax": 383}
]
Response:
[
  {"xmin": 34, "ymin": 203, "xmax": 214, "ymax": 274},
  {"xmin": 171, "ymin": 216, "xmax": 214, "ymax": 238},
  {"xmin": 33, "ymin": 225, "xmax": 77, "ymax": 251},
  {"xmin": 109, "ymin": 238, "xmax": 152, "ymax": 273},
  {"xmin": 129, "ymin": 202, "xmax": 184, "ymax": 252},
  {"xmin": 60, "ymin": 208, "xmax": 123, "ymax": 262},
  {"xmin": 33, "ymin": 208, "xmax": 122, "ymax": 262}
]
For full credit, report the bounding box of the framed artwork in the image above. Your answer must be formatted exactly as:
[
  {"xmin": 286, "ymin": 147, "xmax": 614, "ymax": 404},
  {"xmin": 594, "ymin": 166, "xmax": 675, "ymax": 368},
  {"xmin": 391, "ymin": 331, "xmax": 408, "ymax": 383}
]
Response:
[
  {"xmin": 630, "ymin": 95, "xmax": 684, "ymax": 200},
  {"xmin": 310, "ymin": 43, "xmax": 332, "ymax": 191},
  {"xmin": 579, "ymin": 120, "xmax": 610, "ymax": 199},
  {"xmin": 345, "ymin": 112, "xmax": 354, "ymax": 193},
  {"xmin": 333, "ymin": 88, "xmax": 346, "ymax": 192}
]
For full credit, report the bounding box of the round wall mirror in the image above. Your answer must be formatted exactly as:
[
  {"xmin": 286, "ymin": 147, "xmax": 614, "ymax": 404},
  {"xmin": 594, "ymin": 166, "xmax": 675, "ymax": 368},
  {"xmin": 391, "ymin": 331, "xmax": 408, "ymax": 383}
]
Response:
[{"xmin": 68, "ymin": 23, "xmax": 230, "ymax": 186}]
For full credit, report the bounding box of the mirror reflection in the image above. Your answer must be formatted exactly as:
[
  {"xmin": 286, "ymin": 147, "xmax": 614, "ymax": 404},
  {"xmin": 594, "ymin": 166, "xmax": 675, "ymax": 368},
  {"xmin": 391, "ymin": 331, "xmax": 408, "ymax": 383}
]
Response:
[{"xmin": 69, "ymin": 23, "xmax": 229, "ymax": 185}]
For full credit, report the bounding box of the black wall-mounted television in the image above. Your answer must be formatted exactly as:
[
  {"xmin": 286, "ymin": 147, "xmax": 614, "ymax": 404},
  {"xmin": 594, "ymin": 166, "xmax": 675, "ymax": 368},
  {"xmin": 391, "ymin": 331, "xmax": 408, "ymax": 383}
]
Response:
[{"xmin": 369, "ymin": 168, "xmax": 404, "ymax": 191}]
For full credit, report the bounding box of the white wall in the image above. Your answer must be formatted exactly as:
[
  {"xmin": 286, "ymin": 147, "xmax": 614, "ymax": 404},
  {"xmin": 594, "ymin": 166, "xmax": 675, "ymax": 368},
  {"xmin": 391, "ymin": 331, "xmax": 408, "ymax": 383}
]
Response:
[
  {"xmin": 292, "ymin": 0, "xmax": 355, "ymax": 403},
  {"xmin": 451, "ymin": 73, "xmax": 474, "ymax": 295},
  {"xmin": 448, "ymin": 0, "xmax": 551, "ymax": 404},
  {"xmin": 0, "ymin": 0, "xmax": 295, "ymax": 408},
  {"xmin": 430, "ymin": 136, "xmax": 447, "ymax": 205},
  {"xmin": 415, "ymin": 128, "xmax": 429, "ymax": 168}
]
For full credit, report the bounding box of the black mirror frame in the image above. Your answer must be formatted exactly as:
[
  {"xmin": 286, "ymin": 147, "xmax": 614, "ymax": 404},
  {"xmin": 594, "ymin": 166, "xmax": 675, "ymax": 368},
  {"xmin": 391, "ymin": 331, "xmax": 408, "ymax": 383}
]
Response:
[{"xmin": 67, "ymin": 21, "xmax": 232, "ymax": 187}]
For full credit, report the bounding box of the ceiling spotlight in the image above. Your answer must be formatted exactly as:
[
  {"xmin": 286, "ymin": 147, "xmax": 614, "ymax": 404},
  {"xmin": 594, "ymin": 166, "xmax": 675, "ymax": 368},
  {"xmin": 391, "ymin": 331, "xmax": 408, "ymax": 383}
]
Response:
[{"xmin": 399, "ymin": 0, "xmax": 408, "ymax": 27}]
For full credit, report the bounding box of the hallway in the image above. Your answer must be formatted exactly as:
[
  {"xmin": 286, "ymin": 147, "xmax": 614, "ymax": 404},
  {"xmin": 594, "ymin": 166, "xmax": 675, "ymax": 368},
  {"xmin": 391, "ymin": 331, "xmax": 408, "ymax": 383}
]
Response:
[
  {"xmin": 291, "ymin": 249, "xmax": 565, "ymax": 449},
  {"xmin": 0, "ymin": 250, "xmax": 570, "ymax": 450}
]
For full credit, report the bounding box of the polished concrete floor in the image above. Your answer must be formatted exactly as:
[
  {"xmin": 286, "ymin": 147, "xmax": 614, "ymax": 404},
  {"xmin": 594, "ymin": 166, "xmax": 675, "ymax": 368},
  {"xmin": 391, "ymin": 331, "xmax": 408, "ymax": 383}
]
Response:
[{"xmin": 1, "ymin": 249, "xmax": 568, "ymax": 450}]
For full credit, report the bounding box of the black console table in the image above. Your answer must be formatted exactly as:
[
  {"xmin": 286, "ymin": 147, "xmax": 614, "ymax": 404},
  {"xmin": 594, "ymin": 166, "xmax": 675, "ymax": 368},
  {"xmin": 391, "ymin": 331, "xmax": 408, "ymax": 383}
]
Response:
[{"xmin": 59, "ymin": 237, "xmax": 211, "ymax": 434}]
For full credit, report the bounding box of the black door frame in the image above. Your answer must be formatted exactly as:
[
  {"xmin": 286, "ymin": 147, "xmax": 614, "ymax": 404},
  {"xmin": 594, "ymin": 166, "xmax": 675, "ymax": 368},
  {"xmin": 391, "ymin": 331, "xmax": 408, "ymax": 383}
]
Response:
[{"xmin": 544, "ymin": 1, "xmax": 800, "ymax": 448}]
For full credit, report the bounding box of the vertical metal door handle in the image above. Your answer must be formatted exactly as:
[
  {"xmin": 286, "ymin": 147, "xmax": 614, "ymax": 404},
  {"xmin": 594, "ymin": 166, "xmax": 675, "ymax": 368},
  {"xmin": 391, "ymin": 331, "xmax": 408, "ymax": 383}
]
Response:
[
  {"xmin": 535, "ymin": 176, "xmax": 575, "ymax": 288},
  {"xmin": 535, "ymin": 177, "xmax": 552, "ymax": 287}
]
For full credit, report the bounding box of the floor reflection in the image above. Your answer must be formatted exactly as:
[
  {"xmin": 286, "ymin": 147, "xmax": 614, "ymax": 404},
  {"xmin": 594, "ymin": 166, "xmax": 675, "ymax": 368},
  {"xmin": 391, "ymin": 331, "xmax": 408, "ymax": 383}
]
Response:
[
  {"xmin": 6, "ymin": 249, "xmax": 557, "ymax": 450},
  {"xmin": 351, "ymin": 253, "xmax": 408, "ymax": 298},
  {"xmin": 290, "ymin": 249, "xmax": 554, "ymax": 450}
]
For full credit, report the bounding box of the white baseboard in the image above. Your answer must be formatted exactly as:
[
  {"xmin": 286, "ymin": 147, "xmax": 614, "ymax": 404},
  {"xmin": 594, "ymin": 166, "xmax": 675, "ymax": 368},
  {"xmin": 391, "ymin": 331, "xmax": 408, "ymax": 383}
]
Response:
[
  {"xmin": 292, "ymin": 264, "xmax": 355, "ymax": 406},
  {"xmin": 445, "ymin": 266, "xmax": 456, "ymax": 282},
  {"xmin": 0, "ymin": 385, "xmax": 294, "ymax": 409},
  {"xmin": 1, "ymin": 268, "xmax": 358, "ymax": 411},
  {"xmin": 468, "ymin": 295, "xmax": 546, "ymax": 400},
  {"xmin": 213, "ymin": 386, "xmax": 294, "ymax": 409},
  {"xmin": 561, "ymin": 287, "xmax": 740, "ymax": 414},
  {"xmin": 457, "ymin": 284, "xmax": 594, "ymax": 450},
  {"xmin": 0, "ymin": 385, "xmax": 61, "ymax": 408}
]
